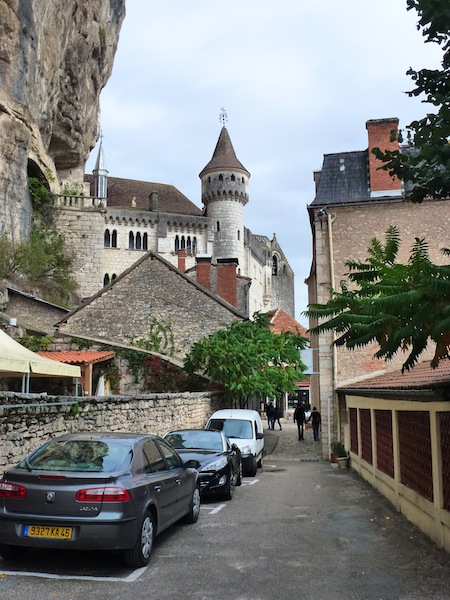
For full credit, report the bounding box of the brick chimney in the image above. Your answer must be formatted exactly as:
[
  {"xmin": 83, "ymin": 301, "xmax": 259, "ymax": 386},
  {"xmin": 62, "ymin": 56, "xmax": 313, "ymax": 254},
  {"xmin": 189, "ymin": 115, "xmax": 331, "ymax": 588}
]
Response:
[
  {"xmin": 216, "ymin": 258, "xmax": 239, "ymax": 308},
  {"xmin": 196, "ymin": 254, "xmax": 212, "ymax": 290},
  {"xmin": 366, "ymin": 118, "xmax": 402, "ymax": 198},
  {"xmin": 177, "ymin": 249, "xmax": 186, "ymax": 271}
]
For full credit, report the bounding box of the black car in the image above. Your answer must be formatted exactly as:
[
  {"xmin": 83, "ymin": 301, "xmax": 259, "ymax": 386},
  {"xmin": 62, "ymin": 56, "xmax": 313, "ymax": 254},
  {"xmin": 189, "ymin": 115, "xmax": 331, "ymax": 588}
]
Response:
[
  {"xmin": 0, "ymin": 432, "xmax": 200, "ymax": 567},
  {"xmin": 163, "ymin": 429, "xmax": 242, "ymax": 500}
]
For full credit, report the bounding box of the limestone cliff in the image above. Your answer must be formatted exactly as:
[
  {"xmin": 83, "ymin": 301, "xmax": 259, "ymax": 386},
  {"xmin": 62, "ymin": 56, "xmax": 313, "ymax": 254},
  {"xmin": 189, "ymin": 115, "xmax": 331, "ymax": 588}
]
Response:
[{"xmin": 0, "ymin": 0, "xmax": 125, "ymax": 241}]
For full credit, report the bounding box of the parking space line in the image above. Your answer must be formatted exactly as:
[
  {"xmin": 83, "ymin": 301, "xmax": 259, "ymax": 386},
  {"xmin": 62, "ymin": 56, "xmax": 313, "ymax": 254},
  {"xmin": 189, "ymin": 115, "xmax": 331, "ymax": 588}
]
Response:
[
  {"xmin": 242, "ymin": 478, "xmax": 259, "ymax": 485},
  {"xmin": 0, "ymin": 568, "xmax": 146, "ymax": 582},
  {"xmin": 200, "ymin": 503, "xmax": 226, "ymax": 514}
]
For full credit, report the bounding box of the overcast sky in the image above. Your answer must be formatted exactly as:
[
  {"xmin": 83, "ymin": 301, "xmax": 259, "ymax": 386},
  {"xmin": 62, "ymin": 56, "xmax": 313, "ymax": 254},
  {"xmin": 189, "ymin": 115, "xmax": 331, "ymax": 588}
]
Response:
[{"xmin": 86, "ymin": 0, "xmax": 440, "ymax": 325}]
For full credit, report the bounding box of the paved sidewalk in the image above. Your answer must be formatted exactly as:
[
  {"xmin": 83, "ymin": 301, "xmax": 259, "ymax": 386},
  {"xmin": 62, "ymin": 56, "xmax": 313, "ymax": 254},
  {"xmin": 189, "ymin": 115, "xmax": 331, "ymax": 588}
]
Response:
[{"xmin": 263, "ymin": 418, "xmax": 323, "ymax": 461}]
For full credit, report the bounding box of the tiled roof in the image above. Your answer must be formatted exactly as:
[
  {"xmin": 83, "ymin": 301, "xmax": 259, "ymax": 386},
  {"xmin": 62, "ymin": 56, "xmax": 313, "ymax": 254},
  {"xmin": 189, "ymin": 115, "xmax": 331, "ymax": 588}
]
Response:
[
  {"xmin": 266, "ymin": 308, "xmax": 308, "ymax": 337},
  {"xmin": 84, "ymin": 175, "xmax": 203, "ymax": 216},
  {"xmin": 37, "ymin": 351, "xmax": 115, "ymax": 365},
  {"xmin": 199, "ymin": 127, "xmax": 249, "ymax": 176},
  {"xmin": 339, "ymin": 359, "xmax": 450, "ymax": 391}
]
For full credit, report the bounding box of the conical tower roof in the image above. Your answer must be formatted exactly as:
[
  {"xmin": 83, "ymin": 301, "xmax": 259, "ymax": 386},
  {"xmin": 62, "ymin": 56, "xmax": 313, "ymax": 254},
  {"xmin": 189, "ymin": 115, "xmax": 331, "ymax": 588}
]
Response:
[
  {"xmin": 199, "ymin": 127, "xmax": 250, "ymax": 178},
  {"xmin": 93, "ymin": 140, "xmax": 108, "ymax": 173}
]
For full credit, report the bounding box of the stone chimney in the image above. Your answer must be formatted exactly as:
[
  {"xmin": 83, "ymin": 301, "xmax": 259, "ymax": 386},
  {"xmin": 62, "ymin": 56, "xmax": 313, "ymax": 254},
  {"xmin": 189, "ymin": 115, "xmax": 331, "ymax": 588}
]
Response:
[
  {"xmin": 149, "ymin": 191, "xmax": 159, "ymax": 211},
  {"xmin": 196, "ymin": 254, "xmax": 212, "ymax": 290},
  {"xmin": 366, "ymin": 118, "xmax": 402, "ymax": 198},
  {"xmin": 177, "ymin": 249, "xmax": 186, "ymax": 271},
  {"xmin": 216, "ymin": 258, "xmax": 239, "ymax": 308}
]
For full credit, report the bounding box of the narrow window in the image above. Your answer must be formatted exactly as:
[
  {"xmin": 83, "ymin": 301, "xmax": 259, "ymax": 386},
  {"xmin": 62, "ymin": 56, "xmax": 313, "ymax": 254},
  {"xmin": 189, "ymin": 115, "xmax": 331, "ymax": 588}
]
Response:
[
  {"xmin": 111, "ymin": 230, "xmax": 117, "ymax": 248},
  {"xmin": 272, "ymin": 255, "xmax": 278, "ymax": 276},
  {"xmin": 231, "ymin": 174, "xmax": 236, "ymax": 181},
  {"xmin": 112, "ymin": 273, "xmax": 117, "ymax": 280},
  {"xmin": 143, "ymin": 232, "xmax": 148, "ymax": 251},
  {"xmin": 175, "ymin": 235, "xmax": 180, "ymax": 252},
  {"xmin": 181, "ymin": 236, "xmax": 186, "ymax": 249},
  {"xmin": 136, "ymin": 232, "xmax": 142, "ymax": 250},
  {"xmin": 216, "ymin": 221, "xmax": 220, "ymax": 232},
  {"xmin": 219, "ymin": 174, "xmax": 223, "ymax": 182},
  {"xmin": 192, "ymin": 236, "xmax": 197, "ymax": 254},
  {"xmin": 129, "ymin": 232, "xmax": 135, "ymax": 250},
  {"xmin": 237, "ymin": 230, "xmax": 240, "ymax": 240},
  {"xmin": 104, "ymin": 229, "xmax": 111, "ymax": 248},
  {"xmin": 187, "ymin": 236, "xmax": 192, "ymax": 251},
  {"xmin": 103, "ymin": 274, "xmax": 110, "ymax": 286}
]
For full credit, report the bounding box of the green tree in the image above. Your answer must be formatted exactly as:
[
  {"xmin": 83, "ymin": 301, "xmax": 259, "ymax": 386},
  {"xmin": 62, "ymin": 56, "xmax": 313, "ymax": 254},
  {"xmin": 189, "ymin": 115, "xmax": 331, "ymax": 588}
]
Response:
[
  {"xmin": 305, "ymin": 227, "xmax": 450, "ymax": 372},
  {"xmin": 184, "ymin": 312, "xmax": 308, "ymax": 408},
  {"xmin": 373, "ymin": 0, "xmax": 450, "ymax": 202}
]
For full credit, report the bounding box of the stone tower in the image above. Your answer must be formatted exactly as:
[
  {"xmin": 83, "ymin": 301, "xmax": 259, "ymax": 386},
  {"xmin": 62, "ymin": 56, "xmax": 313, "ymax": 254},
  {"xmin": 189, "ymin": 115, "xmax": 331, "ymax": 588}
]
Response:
[{"xmin": 199, "ymin": 127, "xmax": 250, "ymax": 270}]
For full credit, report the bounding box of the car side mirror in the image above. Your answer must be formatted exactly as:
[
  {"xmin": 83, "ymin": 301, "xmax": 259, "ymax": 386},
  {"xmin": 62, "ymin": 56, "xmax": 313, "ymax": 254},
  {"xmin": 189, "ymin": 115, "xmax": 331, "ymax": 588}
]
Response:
[
  {"xmin": 183, "ymin": 459, "xmax": 200, "ymax": 469},
  {"xmin": 256, "ymin": 432, "xmax": 264, "ymax": 440}
]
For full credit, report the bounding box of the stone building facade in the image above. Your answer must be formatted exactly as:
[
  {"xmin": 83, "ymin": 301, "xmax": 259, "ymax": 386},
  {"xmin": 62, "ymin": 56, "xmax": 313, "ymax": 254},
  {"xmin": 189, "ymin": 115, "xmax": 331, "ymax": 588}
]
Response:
[
  {"xmin": 306, "ymin": 117, "xmax": 450, "ymax": 457},
  {"xmin": 53, "ymin": 126, "xmax": 295, "ymax": 318}
]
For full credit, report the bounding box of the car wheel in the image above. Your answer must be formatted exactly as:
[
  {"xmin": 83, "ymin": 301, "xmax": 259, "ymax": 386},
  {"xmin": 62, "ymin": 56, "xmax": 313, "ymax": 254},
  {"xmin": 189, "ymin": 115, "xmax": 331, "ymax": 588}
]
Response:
[
  {"xmin": 124, "ymin": 512, "xmax": 154, "ymax": 568},
  {"xmin": 248, "ymin": 456, "xmax": 257, "ymax": 477},
  {"xmin": 257, "ymin": 458, "xmax": 262, "ymax": 468},
  {"xmin": 223, "ymin": 473, "xmax": 235, "ymax": 501},
  {"xmin": 236, "ymin": 461, "xmax": 243, "ymax": 486},
  {"xmin": 0, "ymin": 544, "xmax": 27, "ymax": 560},
  {"xmin": 185, "ymin": 486, "xmax": 201, "ymax": 524}
]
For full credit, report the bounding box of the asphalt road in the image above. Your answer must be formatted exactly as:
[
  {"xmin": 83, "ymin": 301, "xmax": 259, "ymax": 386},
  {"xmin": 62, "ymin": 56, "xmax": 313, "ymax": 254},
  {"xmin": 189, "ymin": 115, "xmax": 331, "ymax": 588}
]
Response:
[{"xmin": 1, "ymin": 424, "xmax": 450, "ymax": 599}]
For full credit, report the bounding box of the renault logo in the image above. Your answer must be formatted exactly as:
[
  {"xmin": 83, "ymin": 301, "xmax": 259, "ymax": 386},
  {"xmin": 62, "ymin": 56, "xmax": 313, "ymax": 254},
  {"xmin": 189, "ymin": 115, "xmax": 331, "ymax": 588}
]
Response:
[{"xmin": 46, "ymin": 491, "xmax": 56, "ymax": 503}]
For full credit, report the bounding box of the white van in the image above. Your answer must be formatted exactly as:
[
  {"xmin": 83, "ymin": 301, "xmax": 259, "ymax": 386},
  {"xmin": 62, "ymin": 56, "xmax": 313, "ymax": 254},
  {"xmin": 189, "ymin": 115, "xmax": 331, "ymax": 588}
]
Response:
[{"xmin": 206, "ymin": 409, "xmax": 264, "ymax": 477}]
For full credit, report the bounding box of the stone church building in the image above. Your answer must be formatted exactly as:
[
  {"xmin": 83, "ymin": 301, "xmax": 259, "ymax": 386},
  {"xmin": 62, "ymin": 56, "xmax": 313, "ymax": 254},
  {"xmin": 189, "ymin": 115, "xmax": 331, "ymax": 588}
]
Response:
[{"xmin": 55, "ymin": 126, "xmax": 295, "ymax": 318}]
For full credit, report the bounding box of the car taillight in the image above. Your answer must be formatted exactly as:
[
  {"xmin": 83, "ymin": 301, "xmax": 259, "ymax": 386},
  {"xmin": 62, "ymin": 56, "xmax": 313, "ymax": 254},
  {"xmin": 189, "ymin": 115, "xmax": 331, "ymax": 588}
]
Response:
[
  {"xmin": 76, "ymin": 487, "xmax": 131, "ymax": 503},
  {"xmin": 0, "ymin": 482, "xmax": 26, "ymax": 498}
]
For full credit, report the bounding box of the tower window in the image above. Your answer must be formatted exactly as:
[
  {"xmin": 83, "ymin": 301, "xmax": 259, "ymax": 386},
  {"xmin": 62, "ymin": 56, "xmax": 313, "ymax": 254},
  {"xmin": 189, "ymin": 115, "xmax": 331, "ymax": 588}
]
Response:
[
  {"xmin": 129, "ymin": 231, "xmax": 135, "ymax": 250},
  {"xmin": 111, "ymin": 230, "xmax": 117, "ymax": 248},
  {"xmin": 143, "ymin": 232, "xmax": 148, "ymax": 251},
  {"xmin": 231, "ymin": 174, "xmax": 235, "ymax": 181},
  {"xmin": 272, "ymin": 255, "xmax": 278, "ymax": 276},
  {"xmin": 192, "ymin": 236, "xmax": 197, "ymax": 254},
  {"xmin": 181, "ymin": 236, "xmax": 186, "ymax": 249},
  {"xmin": 219, "ymin": 174, "xmax": 223, "ymax": 182},
  {"xmin": 237, "ymin": 230, "xmax": 240, "ymax": 240},
  {"xmin": 104, "ymin": 229, "xmax": 110, "ymax": 248},
  {"xmin": 136, "ymin": 232, "xmax": 142, "ymax": 250},
  {"xmin": 175, "ymin": 235, "xmax": 180, "ymax": 252},
  {"xmin": 187, "ymin": 236, "xmax": 192, "ymax": 251},
  {"xmin": 216, "ymin": 221, "xmax": 220, "ymax": 232}
]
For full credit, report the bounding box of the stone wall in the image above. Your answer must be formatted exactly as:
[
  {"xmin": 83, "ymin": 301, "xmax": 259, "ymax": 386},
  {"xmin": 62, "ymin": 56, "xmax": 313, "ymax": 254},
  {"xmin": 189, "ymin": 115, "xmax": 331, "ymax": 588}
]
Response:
[{"xmin": 0, "ymin": 391, "xmax": 225, "ymax": 475}]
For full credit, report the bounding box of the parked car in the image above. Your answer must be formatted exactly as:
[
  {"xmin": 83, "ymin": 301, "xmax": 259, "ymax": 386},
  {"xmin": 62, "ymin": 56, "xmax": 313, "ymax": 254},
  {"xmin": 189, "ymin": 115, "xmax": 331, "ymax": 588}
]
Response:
[
  {"xmin": 163, "ymin": 429, "xmax": 242, "ymax": 500},
  {"xmin": 206, "ymin": 409, "xmax": 264, "ymax": 477},
  {"xmin": 0, "ymin": 432, "xmax": 200, "ymax": 567}
]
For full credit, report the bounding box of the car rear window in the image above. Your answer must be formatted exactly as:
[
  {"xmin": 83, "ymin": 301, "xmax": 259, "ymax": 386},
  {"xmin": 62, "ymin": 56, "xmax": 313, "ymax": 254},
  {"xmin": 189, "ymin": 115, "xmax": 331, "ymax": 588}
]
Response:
[
  {"xmin": 165, "ymin": 430, "xmax": 223, "ymax": 451},
  {"xmin": 208, "ymin": 419, "xmax": 252, "ymax": 439},
  {"xmin": 19, "ymin": 440, "xmax": 132, "ymax": 472}
]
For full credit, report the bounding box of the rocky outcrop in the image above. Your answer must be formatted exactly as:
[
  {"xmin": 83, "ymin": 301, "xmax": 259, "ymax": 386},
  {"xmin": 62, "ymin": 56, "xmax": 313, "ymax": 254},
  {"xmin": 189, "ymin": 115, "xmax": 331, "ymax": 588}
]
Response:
[{"xmin": 0, "ymin": 0, "xmax": 125, "ymax": 241}]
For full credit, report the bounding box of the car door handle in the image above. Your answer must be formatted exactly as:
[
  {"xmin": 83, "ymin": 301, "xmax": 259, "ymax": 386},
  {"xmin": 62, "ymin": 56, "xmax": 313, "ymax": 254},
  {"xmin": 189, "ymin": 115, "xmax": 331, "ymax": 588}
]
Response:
[
  {"xmin": 154, "ymin": 485, "xmax": 162, "ymax": 493},
  {"xmin": 175, "ymin": 479, "xmax": 182, "ymax": 485}
]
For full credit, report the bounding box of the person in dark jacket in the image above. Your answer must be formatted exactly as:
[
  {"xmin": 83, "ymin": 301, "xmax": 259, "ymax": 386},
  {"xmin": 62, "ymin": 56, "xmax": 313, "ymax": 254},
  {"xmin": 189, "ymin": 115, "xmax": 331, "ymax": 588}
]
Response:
[
  {"xmin": 293, "ymin": 403, "xmax": 306, "ymax": 440},
  {"xmin": 309, "ymin": 406, "xmax": 322, "ymax": 441},
  {"xmin": 273, "ymin": 403, "xmax": 282, "ymax": 430}
]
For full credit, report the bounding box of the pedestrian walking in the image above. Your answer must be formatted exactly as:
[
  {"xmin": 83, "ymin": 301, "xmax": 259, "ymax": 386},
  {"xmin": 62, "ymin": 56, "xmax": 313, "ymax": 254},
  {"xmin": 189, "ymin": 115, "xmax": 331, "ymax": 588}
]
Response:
[
  {"xmin": 265, "ymin": 401, "xmax": 274, "ymax": 430},
  {"xmin": 273, "ymin": 403, "xmax": 282, "ymax": 430},
  {"xmin": 308, "ymin": 406, "xmax": 321, "ymax": 441},
  {"xmin": 293, "ymin": 402, "xmax": 306, "ymax": 440}
]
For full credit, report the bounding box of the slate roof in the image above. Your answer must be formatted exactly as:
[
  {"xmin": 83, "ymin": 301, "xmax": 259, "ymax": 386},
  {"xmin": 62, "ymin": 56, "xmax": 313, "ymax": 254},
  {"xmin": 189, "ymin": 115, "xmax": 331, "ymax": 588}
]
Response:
[
  {"xmin": 199, "ymin": 127, "xmax": 249, "ymax": 177},
  {"xmin": 84, "ymin": 175, "xmax": 203, "ymax": 216},
  {"xmin": 338, "ymin": 359, "xmax": 450, "ymax": 392}
]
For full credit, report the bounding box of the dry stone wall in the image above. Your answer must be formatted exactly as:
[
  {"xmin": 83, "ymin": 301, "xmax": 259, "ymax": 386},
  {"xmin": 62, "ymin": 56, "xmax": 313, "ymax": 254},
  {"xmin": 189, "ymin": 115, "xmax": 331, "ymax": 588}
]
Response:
[{"xmin": 0, "ymin": 391, "xmax": 226, "ymax": 474}]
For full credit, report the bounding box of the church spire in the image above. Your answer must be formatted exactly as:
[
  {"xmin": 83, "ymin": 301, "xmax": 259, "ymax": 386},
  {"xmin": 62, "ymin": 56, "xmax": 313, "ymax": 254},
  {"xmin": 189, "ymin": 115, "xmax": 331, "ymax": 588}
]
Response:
[
  {"xmin": 93, "ymin": 136, "xmax": 108, "ymax": 198},
  {"xmin": 199, "ymin": 126, "xmax": 249, "ymax": 178}
]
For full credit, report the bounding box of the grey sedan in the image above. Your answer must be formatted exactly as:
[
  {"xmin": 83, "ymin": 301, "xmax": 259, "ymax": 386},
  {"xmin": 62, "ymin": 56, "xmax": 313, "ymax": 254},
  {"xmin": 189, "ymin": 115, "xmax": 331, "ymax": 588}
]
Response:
[{"xmin": 0, "ymin": 432, "xmax": 200, "ymax": 567}]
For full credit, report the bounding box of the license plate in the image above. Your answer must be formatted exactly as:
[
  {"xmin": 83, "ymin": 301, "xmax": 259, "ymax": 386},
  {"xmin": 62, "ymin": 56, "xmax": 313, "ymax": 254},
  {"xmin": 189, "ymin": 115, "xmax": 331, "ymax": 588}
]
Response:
[{"xmin": 24, "ymin": 525, "xmax": 73, "ymax": 539}]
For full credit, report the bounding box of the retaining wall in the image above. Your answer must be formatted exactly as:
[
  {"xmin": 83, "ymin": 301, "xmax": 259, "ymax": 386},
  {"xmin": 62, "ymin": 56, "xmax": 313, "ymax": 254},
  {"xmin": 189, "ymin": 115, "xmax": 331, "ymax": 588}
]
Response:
[{"xmin": 0, "ymin": 391, "xmax": 225, "ymax": 474}]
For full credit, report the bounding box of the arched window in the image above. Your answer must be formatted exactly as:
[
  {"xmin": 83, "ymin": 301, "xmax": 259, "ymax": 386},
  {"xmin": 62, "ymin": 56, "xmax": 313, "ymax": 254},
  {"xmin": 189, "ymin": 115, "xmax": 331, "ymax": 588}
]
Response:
[
  {"xmin": 111, "ymin": 230, "xmax": 117, "ymax": 248},
  {"xmin": 143, "ymin": 232, "xmax": 148, "ymax": 251},
  {"xmin": 219, "ymin": 174, "xmax": 223, "ymax": 182},
  {"xmin": 175, "ymin": 235, "xmax": 180, "ymax": 252},
  {"xmin": 231, "ymin": 174, "xmax": 235, "ymax": 181},
  {"xmin": 192, "ymin": 236, "xmax": 197, "ymax": 254},
  {"xmin": 104, "ymin": 229, "xmax": 111, "ymax": 248},
  {"xmin": 216, "ymin": 221, "xmax": 220, "ymax": 232},
  {"xmin": 112, "ymin": 273, "xmax": 117, "ymax": 280},
  {"xmin": 129, "ymin": 232, "xmax": 135, "ymax": 250},
  {"xmin": 103, "ymin": 274, "xmax": 110, "ymax": 287},
  {"xmin": 237, "ymin": 230, "xmax": 240, "ymax": 240},
  {"xmin": 136, "ymin": 232, "xmax": 142, "ymax": 250},
  {"xmin": 181, "ymin": 236, "xmax": 186, "ymax": 249},
  {"xmin": 187, "ymin": 236, "xmax": 191, "ymax": 252},
  {"xmin": 272, "ymin": 255, "xmax": 278, "ymax": 276}
]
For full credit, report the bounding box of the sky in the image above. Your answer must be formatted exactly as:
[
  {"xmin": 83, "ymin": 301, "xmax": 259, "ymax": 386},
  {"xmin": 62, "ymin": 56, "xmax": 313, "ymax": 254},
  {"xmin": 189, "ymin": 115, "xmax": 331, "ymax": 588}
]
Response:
[{"xmin": 86, "ymin": 0, "xmax": 441, "ymax": 325}]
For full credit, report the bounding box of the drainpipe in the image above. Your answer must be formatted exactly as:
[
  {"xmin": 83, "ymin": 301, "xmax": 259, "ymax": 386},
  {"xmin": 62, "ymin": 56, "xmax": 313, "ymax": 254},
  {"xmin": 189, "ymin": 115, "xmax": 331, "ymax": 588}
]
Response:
[{"xmin": 327, "ymin": 211, "xmax": 340, "ymax": 446}]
